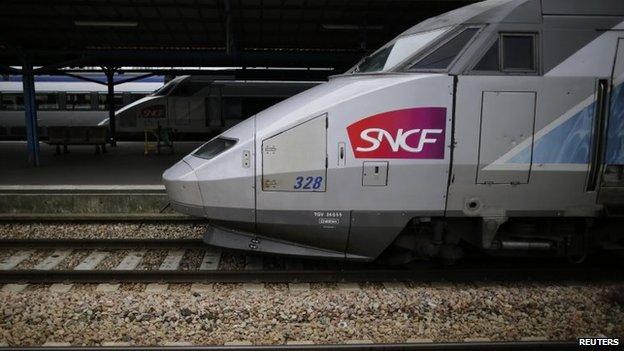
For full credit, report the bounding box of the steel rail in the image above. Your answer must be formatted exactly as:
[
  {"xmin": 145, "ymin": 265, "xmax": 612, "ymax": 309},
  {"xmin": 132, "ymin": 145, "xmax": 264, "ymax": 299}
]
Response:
[
  {"xmin": 0, "ymin": 340, "xmax": 581, "ymax": 351},
  {"xmin": 1, "ymin": 265, "xmax": 622, "ymax": 284},
  {"xmin": 0, "ymin": 239, "xmax": 204, "ymax": 249}
]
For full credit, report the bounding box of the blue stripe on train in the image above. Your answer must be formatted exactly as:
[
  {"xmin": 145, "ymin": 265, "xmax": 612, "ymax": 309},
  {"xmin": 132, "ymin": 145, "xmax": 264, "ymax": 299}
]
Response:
[{"xmin": 508, "ymin": 83, "xmax": 623, "ymax": 165}]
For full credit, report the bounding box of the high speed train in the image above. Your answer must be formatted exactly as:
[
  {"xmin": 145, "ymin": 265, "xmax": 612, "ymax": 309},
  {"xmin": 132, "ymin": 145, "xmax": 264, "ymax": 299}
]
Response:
[
  {"xmin": 100, "ymin": 76, "xmax": 319, "ymax": 139},
  {"xmin": 0, "ymin": 74, "xmax": 162, "ymax": 139},
  {"xmin": 164, "ymin": 0, "xmax": 624, "ymax": 263},
  {"xmin": 1, "ymin": 75, "xmax": 317, "ymax": 141}
]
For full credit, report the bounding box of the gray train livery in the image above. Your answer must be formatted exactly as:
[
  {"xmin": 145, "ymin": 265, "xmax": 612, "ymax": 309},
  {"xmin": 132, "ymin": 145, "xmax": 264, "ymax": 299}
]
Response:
[{"xmin": 164, "ymin": 0, "xmax": 624, "ymax": 263}]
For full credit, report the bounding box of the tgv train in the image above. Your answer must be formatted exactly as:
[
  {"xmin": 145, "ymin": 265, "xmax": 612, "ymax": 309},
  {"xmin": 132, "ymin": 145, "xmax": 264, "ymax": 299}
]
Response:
[
  {"xmin": 101, "ymin": 76, "xmax": 319, "ymax": 139},
  {"xmin": 164, "ymin": 0, "xmax": 624, "ymax": 263},
  {"xmin": 0, "ymin": 75, "xmax": 163, "ymax": 139}
]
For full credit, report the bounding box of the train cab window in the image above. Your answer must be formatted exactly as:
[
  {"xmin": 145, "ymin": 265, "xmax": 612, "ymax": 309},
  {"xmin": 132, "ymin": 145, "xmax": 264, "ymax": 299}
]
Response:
[
  {"xmin": 409, "ymin": 27, "xmax": 479, "ymax": 70},
  {"xmin": 66, "ymin": 93, "xmax": 92, "ymax": 110},
  {"xmin": 0, "ymin": 93, "xmax": 24, "ymax": 110},
  {"xmin": 474, "ymin": 40, "xmax": 500, "ymax": 71},
  {"xmin": 502, "ymin": 34, "xmax": 536, "ymax": 72},
  {"xmin": 353, "ymin": 27, "xmax": 449, "ymax": 73},
  {"xmin": 36, "ymin": 93, "xmax": 59, "ymax": 110},
  {"xmin": 193, "ymin": 137, "xmax": 237, "ymax": 160},
  {"xmin": 97, "ymin": 94, "xmax": 124, "ymax": 110},
  {"xmin": 129, "ymin": 93, "xmax": 148, "ymax": 103},
  {"xmin": 152, "ymin": 82, "xmax": 177, "ymax": 96}
]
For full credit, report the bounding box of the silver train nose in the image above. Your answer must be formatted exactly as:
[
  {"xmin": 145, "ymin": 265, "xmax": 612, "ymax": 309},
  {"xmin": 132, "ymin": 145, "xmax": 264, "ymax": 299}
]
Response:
[{"xmin": 162, "ymin": 160, "xmax": 204, "ymax": 217}]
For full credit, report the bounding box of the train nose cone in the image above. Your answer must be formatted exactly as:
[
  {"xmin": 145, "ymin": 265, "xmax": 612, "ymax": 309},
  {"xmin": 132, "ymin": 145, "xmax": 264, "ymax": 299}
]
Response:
[{"xmin": 162, "ymin": 161, "xmax": 204, "ymax": 217}]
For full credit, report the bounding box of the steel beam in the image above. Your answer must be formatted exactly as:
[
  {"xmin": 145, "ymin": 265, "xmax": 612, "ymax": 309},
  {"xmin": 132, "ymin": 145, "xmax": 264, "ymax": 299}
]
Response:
[
  {"xmin": 21, "ymin": 61, "xmax": 40, "ymax": 167},
  {"xmin": 104, "ymin": 67, "xmax": 117, "ymax": 146}
]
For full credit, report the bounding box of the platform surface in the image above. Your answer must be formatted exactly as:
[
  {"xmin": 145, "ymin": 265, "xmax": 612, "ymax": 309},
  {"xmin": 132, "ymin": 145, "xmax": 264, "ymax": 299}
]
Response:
[{"xmin": 0, "ymin": 141, "xmax": 203, "ymax": 188}]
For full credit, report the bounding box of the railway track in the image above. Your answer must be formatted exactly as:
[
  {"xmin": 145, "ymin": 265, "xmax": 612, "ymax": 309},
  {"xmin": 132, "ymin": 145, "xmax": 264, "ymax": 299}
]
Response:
[
  {"xmin": 0, "ymin": 239, "xmax": 623, "ymax": 284},
  {"xmin": 0, "ymin": 340, "xmax": 581, "ymax": 351}
]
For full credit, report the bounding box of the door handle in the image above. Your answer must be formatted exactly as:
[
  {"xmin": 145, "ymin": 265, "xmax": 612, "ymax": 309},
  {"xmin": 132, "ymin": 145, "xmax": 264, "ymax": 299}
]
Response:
[{"xmin": 338, "ymin": 142, "xmax": 346, "ymax": 166}]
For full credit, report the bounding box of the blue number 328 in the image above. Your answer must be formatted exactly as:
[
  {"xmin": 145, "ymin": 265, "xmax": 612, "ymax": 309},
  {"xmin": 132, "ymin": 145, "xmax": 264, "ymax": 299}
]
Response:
[{"xmin": 294, "ymin": 176, "xmax": 323, "ymax": 190}]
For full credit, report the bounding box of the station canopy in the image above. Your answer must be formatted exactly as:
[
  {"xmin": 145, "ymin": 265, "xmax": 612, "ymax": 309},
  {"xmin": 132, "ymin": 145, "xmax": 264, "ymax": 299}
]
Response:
[{"xmin": 0, "ymin": 0, "xmax": 477, "ymax": 79}]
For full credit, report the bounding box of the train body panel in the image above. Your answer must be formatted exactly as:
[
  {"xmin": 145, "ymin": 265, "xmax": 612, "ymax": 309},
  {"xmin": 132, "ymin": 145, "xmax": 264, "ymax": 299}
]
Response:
[
  {"xmin": 254, "ymin": 74, "xmax": 453, "ymax": 257},
  {"xmin": 164, "ymin": 0, "xmax": 624, "ymax": 262}
]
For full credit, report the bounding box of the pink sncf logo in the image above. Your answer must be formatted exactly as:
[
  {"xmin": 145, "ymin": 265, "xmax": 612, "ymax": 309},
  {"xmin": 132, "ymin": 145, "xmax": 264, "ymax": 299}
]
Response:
[{"xmin": 347, "ymin": 107, "xmax": 446, "ymax": 159}]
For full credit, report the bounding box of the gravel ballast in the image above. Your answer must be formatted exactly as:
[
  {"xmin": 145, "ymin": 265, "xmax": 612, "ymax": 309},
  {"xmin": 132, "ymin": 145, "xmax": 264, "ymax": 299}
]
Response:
[
  {"xmin": 0, "ymin": 222, "xmax": 205, "ymax": 240},
  {"xmin": 1, "ymin": 282, "xmax": 622, "ymax": 346}
]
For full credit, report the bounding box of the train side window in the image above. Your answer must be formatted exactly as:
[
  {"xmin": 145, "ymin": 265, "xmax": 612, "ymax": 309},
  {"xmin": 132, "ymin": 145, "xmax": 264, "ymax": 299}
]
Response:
[
  {"xmin": 170, "ymin": 82, "xmax": 205, "ymax": 97},
  {"xmin": 474, "ymin": 40, "xmax": 499, "ymax": 71},
  {"xmin": 502, "ymin": 34, "xmax": 536, "ymax": 72},
  {"xmin": 409, "ymin": 27, "xmax": 479, "ymax": 70},
  {"xmin": 97, "ymin": 93, "xmax": 124, "ymax": 110},
  {"xmin": 0, "ymin": 93, "xmax": 24, "ymax": 110},
  {"xmin": 66, "ymin": 92, "xmax": 92, "ymax": 110},
  {"xmin": 36, "ymin": 93, "xmax": 59, "ymax": 110},
  {"xmin": 472, "ymin": 34, "xmax": 537, "ymax": 74}
]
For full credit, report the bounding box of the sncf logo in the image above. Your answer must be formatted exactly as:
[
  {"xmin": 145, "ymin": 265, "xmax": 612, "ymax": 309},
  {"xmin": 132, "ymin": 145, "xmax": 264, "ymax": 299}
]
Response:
[
  {"xmin": 139, "ymin": 105, "xmax": 166, "ymax": 119},
  {"xmin": 347, "ymin": 107, "xmax": 446, "ymax": 159}
]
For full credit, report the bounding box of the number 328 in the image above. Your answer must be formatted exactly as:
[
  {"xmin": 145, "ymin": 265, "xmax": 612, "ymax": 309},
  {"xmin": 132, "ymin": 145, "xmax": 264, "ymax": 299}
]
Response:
[{"xmin": 294, "ymin": 176, "xmax": 323, "ymax": 190}]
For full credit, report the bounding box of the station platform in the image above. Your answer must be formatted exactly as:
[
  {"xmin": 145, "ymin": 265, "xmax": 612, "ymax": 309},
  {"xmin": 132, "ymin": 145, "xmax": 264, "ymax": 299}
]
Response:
[{"xmin": 0, "ymin": 141, "xmax": 204, "ymax": 220}]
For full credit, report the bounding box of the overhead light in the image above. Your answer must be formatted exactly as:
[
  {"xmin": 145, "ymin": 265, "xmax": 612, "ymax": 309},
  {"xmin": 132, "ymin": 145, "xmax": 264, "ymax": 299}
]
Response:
[
  {"xmin": 74, "ymin": 20, "xmax": 138, "ymax": 27},
  {"xmin": 322, "ymin": 24, "xmax": 383, "ymax": 31}
]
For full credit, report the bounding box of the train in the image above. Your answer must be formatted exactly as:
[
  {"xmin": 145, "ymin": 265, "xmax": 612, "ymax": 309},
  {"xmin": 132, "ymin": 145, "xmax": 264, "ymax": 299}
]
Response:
[
  {"xmin": 102, "ymin": 75, "xmax": 319, "ymax": 139},
  {"xmin": 0, "ymin": 74, "xmax": 162, "ymax": 139},
  {"xmin": 163, "ymin": 0, "xmax": 624, "ymax": 264},
  {"xmin": 0, "ymin": 75, "xmax": 319, "ymax": 140}
]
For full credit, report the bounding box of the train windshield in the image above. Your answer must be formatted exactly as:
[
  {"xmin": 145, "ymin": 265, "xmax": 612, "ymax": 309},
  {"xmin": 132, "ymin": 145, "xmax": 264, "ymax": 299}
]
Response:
[
  {"xmin": 193, "ymin": 137, "xmax": 237, "ymax": 160},
  {"xmin": 151, "ymin": 80, "xmax": 178, "ymax": 96},
  {"xmin": 351, "ymin": 26, "xmax": 450, "ymax": 73}
]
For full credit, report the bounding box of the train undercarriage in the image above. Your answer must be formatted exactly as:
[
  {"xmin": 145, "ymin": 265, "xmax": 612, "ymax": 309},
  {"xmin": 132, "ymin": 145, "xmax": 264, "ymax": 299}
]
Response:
[{"xmin": 383, "ymin": 215, "xmax": 624, "ymax": 265}]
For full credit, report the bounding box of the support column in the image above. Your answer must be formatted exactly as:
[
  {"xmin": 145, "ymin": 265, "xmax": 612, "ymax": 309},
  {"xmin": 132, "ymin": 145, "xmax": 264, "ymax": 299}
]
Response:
[
  {"xmin": 104, "ymin": 67, "xmax": 117, "ymax": 146},
  {"xmin": 22, "ymin": 62, "xmax": 40, "ymax": 166}
]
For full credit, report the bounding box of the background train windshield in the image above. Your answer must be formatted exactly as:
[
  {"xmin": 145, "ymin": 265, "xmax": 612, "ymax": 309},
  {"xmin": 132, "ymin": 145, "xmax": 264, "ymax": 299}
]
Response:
[
  {"xmin": 193, "ymin": 137, "xmax": 237, "ymax": 160},
  {"xmin": 352, "ymin": 26, "xmax": 449, "ymax": 73},
  {"xmin": 151, "ymin": 80, "xmax": 178, "ymax": 96}
]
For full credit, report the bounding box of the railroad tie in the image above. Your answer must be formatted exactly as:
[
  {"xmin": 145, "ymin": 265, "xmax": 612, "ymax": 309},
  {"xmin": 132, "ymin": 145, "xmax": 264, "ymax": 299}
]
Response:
[
  {"xmin": 245, "ymin": 255, "xmax": 263, "ymax": 270},
  {"xmin": 346, "ymin": 340, "xmax": 374, "ymax": 344},
  {"xmin": 115, "ymin": 251, "xmax": 145, "ymax": 270},
  {"xmin": 285, "ymin": 260, "xmax": 304, "ymax": 270},
  {"xmin": 96, "ymin": 283, "xmax": 120, "ymax": 292},
  {"xmin": 159, "ymin": 249, "xmax": 185, "ymax": 271},
  {"xmin": 286, "ymin": 341, "xmax": 314, "ymax": 345},
  {"xmin": 42, "ymin": 342, "xmax": 71, "ymax": 347},
  {"xmin": 145, "ymin": 283, "xmax": 169, "ymax": 293},
  {"xmin": 199, "ymin": 249, "xmax": 221, "ymax": 270},
  {"xmin": 338, "ymin": 282, "xmax": 361, "ymax": 291},
  {"xmin": 34, "ymin": 249, "xmax": 72, "ymax": 270},
  {"xmin": 1, "ymin": 283, "xmax": 28, "ymax": 293},
  {"xmin": 288, "ymin": 283, "xmax": 310, "ymax": 292},
  {"xmin": 383, "ymin": 282, "xmax": 406, "ymax": 290},
  {"xmin": 407, "ymin": 338, "xmax": 434, "ymax": 343},
  {"xmin": 224, "ymin": 341, "xmax": 253, "ymax": 346},
  {"xmin": 49, "ymin": 283, "xmax": 73, "ymax": 293},
  {"xmin": 0, "ymin": 250, "xmax": 34, "ymax": 270},
  {"xmin": 74, "ymin": 251, "xmax": 109, "ymax": 270},
  {"xmin": 100, "ymin": 342, "xmax": 132, "ymax": 347}
]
